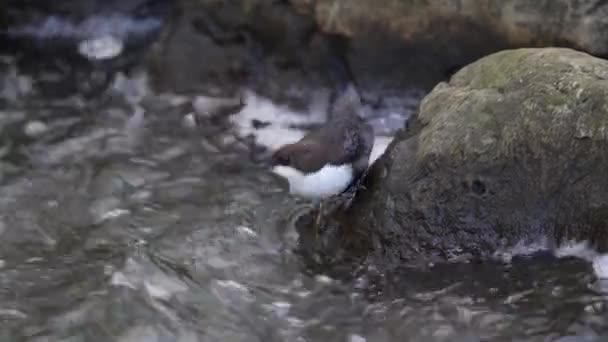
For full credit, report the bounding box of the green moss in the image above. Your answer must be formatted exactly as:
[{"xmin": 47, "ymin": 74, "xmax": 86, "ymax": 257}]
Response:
[
  {"xmin": 414, "ymin": 48, "xmax": 608, "ymax": 160},
  {"xmin": 452, "ymin": 48, "xmax": 532, "ymax": 89}
]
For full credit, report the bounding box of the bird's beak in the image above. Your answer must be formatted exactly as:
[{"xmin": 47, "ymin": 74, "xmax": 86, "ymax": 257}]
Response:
[{"xmin": 248, "ymin": 144, "xmax": 275, "ymax": 166}]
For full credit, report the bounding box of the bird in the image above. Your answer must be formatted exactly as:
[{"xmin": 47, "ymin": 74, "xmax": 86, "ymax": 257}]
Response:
[{"xmin": 270, "ymin": 83, "xmax": 374, "ymax": 234}]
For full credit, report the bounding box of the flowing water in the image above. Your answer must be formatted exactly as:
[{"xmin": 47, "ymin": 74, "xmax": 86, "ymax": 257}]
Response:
[{"xmin": 1, "ymin": 62, "xmax": 608, "ymax": 342}]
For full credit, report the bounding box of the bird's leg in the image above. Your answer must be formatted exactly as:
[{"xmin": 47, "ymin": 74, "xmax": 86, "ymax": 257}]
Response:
[
  {"xmin": 312, "ymin": 200, "xmax": 323, "ymax": 239},
  {"xmin": 340, "ymin": 168, "xmax": 370, "ymax": 208},
  {"xmin": 354, "ymin": 168, "xmax": 370, "ymax": 191}
]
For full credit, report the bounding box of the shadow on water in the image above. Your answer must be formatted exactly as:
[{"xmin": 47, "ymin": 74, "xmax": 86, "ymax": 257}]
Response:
[{"xmin": 0, "ymin": 63, "xmax": 608, "ymax": 342}]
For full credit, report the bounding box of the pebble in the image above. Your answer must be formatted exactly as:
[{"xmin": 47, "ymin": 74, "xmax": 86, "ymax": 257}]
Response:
[{"xmin": 592, "ymin": 254, "xmax": 608, "ymax": 279}]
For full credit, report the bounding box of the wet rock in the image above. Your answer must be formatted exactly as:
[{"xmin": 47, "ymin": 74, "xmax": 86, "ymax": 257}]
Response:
[
  {"xmin": 308, "ymin": 0, "xmax": 608, "ymax": 88},
  {"xmin": 146, "ymin": 0, "xmax": 331, "ymax": 103},
  {"xmin": 340, "ymin": 48, "xmax": 608, "ymax": 267}
]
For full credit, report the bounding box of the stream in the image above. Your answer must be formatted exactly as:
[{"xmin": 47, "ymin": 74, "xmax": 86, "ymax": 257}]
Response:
[{"xmin": 1, "ymin": 58, "xmax": 608, "ymax": 342}]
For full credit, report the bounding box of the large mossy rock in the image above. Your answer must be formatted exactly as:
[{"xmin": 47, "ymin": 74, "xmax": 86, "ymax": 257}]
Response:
[{"xmin": 342, "ymin": 48, "xmax": 608, "ymax": 266}]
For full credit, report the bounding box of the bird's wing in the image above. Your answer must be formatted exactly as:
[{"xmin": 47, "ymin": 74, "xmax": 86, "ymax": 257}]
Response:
[{"xmin": 290, "ymin": 139, "xmax": 330, "ymax": 173}]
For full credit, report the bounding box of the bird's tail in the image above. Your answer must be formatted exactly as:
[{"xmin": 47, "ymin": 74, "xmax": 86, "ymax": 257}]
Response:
[
  {"xmin": 326, "ymin": 53, "xmax": 355, "ymax": 93},
  {"xmin": 325, "ymin": 53, "xmax": 362, "ymax": 118},
  {"xmin": 331, "ymin": 83, "xmax": 361, "ymax": 116}
]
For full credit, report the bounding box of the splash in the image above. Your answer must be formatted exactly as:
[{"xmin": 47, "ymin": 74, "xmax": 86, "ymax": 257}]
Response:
[{"xmin": 494, "ymin": 237, "xmax": 608, "ymax": 281}]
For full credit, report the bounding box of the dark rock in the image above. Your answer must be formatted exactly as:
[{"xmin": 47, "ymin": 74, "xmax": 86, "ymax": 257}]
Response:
[
  {"xmin": 337, "ymin": 48, "xmax": 608, "ymax": 268},
  {"xmin": 146, "ymin": 0, "xmax": 340, "ymax": 105}
]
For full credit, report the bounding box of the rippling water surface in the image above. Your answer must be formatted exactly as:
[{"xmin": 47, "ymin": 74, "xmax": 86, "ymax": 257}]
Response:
[{"xmin": 1, "ymin": 66, "xmax": 608, "ymax": 342}]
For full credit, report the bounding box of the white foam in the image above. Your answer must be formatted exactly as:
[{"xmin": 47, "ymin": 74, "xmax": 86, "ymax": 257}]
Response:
[
  {"xmin": 230, "ymin": 90, "xmax": 394, "ymax": 164},
  {"xmin": 592, "ymin": 255, "xmax": 608, "ymax": 280},
  {"xmin": 230, "ymin": 90, "xmax": 321, "ymax": 150},
  {"xmin": 492, "ymin": 237, "xmax": 608, "ymax": 280},
  {"xmin": 554, "ymin": 240, "xmax": 608, "ymax": 280},
  {"xmin": 554, "ymin": 240, "xmax": 597, "ymax": 260}
]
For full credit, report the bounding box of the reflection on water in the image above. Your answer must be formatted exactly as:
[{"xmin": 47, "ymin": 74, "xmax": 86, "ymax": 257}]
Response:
[{"xmin": 1, "ymin": 66, "xmax": 608, "ymax": 342}]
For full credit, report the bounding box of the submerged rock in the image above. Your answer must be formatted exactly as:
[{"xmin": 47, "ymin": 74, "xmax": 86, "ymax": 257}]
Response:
[{"xmin": 339, "ymin": 48, "xmax": 608, "ymax": 266}]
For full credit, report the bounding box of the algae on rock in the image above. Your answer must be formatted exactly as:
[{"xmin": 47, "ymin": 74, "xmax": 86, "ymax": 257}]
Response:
[{"xmin": 340, "ymin": 48, "xmax": 608, "ymax": 267}]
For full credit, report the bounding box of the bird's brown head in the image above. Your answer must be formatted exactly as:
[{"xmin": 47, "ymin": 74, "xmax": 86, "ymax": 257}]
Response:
[{"xmin": 270, "ymin": 141, "xmax": 326, "ymax": 173}]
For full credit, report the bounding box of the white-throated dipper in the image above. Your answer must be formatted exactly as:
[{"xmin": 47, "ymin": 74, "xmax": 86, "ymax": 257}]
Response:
[{"xmin": 270, "ymin": 84, "xmax": 374, "ymax": 225}]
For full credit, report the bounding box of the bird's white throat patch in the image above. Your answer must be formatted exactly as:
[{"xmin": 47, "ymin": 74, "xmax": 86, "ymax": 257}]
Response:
[{"xmin": 272, "ymin": 163, "xmax": 354, "ymax": 199}]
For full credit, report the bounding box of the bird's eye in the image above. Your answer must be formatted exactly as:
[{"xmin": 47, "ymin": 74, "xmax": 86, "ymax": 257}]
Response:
[
  {"xmin": 273, "ymin": 153, "xmax": 289, "ymax": 166},
  {"xmin": 279, "ymin": 154, "xmax": 290, "ymax": 165}
]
